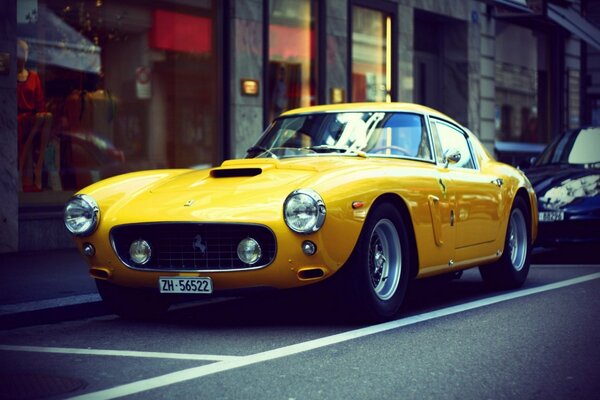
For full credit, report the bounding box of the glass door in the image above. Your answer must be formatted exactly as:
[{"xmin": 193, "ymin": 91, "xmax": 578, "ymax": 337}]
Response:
[{"xmin": 351, "ymin": 2, "xmax": 395, "ymax": 102}]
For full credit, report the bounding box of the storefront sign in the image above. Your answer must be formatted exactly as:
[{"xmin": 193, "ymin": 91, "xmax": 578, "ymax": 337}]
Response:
[{"xmin": 150, "ymin": 10, "xmax": 212, "ymax": 55}]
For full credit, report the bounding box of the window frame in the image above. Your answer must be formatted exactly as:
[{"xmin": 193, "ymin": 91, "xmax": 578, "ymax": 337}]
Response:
[{"xmin": 429, "ymin": 118, "xmax": 479, "ymax": 170}]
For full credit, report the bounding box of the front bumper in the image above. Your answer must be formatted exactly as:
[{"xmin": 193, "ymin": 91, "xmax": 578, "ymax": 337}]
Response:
[{"xmin": 536, "ymin": 215, "xmax": 600, "ymax": 246}]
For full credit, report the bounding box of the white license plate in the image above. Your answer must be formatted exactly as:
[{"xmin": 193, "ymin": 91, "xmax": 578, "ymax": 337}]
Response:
[
  {"xmin": 539, "ymin": 211, "xmax": 564, "ymax": 222},
  {"xmin": 159, "ymin": 277, "xmax": 213, "ymax": 294}
]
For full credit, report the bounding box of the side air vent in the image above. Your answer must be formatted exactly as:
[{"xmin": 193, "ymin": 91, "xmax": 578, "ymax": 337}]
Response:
[{"xmin": 210, "ymin": 168, "xmax": 262, "ymax": 178}]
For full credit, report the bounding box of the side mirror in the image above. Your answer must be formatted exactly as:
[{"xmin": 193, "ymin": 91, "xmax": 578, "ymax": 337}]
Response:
[
  {"xmin": 443, "ymin": 148, "xmax": 462, "ymax": 168},
  {"xmin": 529, "ymin": 156, "xmax": 537, "ymax": 167}
]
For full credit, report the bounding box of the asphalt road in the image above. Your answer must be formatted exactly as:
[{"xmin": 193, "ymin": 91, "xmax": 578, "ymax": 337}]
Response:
[{"xmin": 0, "ymin": 260, "xmax": 599, "ymax": 400}]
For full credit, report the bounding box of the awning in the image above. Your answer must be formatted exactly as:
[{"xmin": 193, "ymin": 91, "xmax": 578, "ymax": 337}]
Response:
[
  {"xmin": 547, "ymin": 3, "xmax": 600, "ymax": 51},
  {"xmin": 19, "ymin": 4, "xmax": 101, "ymax": 74}
]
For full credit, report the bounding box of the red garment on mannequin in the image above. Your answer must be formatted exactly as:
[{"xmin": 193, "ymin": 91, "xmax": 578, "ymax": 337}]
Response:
[
  {"xmin": 17, "ymin": 70, "xmax": 46, "ymax": 114},
  {"xmin": 17, "ymin": 70, "xmax": 46, "ymax": 144}
]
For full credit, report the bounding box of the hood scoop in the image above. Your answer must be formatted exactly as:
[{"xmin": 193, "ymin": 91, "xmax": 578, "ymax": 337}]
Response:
[{"xmin": 210, "ymin": 168, "xmax": 262, "ymax": 178}]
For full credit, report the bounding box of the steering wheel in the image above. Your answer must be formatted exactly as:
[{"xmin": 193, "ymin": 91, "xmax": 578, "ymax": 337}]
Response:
[{"xmin": 369, "ymin": 146, "xmax": 411, "ymax": 156}]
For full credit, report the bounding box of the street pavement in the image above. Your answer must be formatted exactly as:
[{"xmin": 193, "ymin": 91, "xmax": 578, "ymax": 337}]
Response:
[
  {"xmin": 1, "ymin": 245, "xmax": 597, "ymax": 330},
  {"xmin": 0, "ymin": 248, "xmax": 108, "ymax": 329}
]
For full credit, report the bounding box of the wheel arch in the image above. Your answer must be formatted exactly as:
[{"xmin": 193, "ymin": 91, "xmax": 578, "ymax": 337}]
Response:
[
  {"xmin": 515, "ymin": 187, "xmax": 535, "ymax": 244},
  {"xmin": 369, "ymin": 193, "xmax": 419, "ymax": 279}
]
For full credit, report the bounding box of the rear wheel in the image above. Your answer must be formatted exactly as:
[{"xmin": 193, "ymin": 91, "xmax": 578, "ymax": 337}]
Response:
[
  {"xmin": 335, "ymin": 203, "xmax": 411, "ymax": 321},
  {"xmin": 96, "ymin": 279, "xmax": 171, "ymax": 319},
  {"xmin": 479, "ymin": 196, "xmax": 531, "ymax": 289}
]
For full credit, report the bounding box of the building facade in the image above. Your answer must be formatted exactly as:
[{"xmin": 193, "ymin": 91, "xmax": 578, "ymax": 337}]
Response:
[{"xmin": 0, "ymin": 0, "xmax": 598, "ymax": 253}]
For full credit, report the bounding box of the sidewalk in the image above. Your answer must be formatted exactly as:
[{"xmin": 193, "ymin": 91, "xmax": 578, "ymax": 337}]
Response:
[{"xmin": 0, "ymin": 248, "xmax": 108, "ymax": 329}]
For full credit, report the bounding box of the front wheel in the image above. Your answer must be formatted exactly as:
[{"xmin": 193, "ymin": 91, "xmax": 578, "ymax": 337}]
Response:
[
  {"xmin": 96, "ymin": 279, "xmax": 171, "ymax": 319},
  {"xmin": 335, "ymin": 203, "xmax": 411, "ymax": 321},
  {"xmin": 479, "ymin": 196, "xmax": 531, "ymax": 289}
]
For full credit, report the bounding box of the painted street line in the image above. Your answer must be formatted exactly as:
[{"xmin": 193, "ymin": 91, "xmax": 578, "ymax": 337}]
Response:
[
  {"xmin": 63, "ymin": 272, "xmax": 600, "ymax": 400},
  {"xmin": 0, "ymin": 294, "xmax": 102, "ymax": 315},
  {"xmin": 0, "ymin": 344, "xmax": 240, "ymax": 362}
]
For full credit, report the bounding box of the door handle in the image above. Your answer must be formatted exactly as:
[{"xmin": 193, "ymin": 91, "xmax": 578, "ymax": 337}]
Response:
[{"xmin": 491, "ymin": 178, "xmax": 504, "ymax": 187}]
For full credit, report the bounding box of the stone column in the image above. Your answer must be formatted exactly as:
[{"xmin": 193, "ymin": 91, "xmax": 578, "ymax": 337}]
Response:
[
  {"xmin": 397, "ymin": 3, "xmax": 414, "ymax": 103},
  {"xmin": 325, "ymin": 0, "xmax": 348, "ymax": 104},
  {"xmin": 230, "ymin": 0, "xmax": 264, "ymax": 159},
  {"xmin": 0, "ymin": 0, "xmax": 18, "ymax": 253},
  {"xmin": 478, "ymin": 1, "xmax": 497, "ymax": 153},
  {"xmin": 467, "ymin": 0, "xmax": 482, "ymax": 137}
]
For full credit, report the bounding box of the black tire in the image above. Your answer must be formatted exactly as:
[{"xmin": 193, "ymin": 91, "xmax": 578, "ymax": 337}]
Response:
[
  {"xmin": 96, "ymin": 279, "xmax": 171, "ymax": 319},
  {"xmin": 479, "ymin": 196, "xmax": 532, "ymax": 289},
  {"xmin": 334, "ymin": 202, "xmax": 411, "ymax": 322}
]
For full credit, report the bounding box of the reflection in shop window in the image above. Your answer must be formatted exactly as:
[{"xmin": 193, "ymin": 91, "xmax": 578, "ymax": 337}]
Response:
[
  {"xmin": 495, "ymin": 21, "xmax": 548, "ymax": 143},
  {"xmin": 268, "ymin": 0, "xmax": 316, "ymax": 121},
  {"xmin": 16, "ymin": 0, "xmax": 220, "ymax": 201},
  {"xmin": 352, "ymin": 6, "xmax": 391, "ymax": 103}
]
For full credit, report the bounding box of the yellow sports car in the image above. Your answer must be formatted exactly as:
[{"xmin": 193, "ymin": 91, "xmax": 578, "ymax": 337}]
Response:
[{"xmin": 64, "ymin": 103, "xmax": 538, "ymax": 321}]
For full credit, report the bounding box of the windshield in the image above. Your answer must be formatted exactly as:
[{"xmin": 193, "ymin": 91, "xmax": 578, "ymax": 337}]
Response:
[
  {"xmin": 535, "ymin": 127, "xmax": 600, "ymax": 167},
  {"xmin": 247, "ymin": 112, "xmax": 434, "ymax": 161}
]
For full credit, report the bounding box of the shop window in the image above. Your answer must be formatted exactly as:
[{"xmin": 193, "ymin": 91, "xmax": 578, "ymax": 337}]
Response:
[
  {"xmin": 495, "ymin": 21, "xmax": 548, "ymax": 143},
  {"xmin": 16, "ymin": 0, "xmax": 220, "ymax": 203},
  {"xmin": 351, "ymin": 5, "xmax": 392, "ymax": 102},
  {"xmin": 268, "ymin": 0, "xmax": 317, "ymax": 122}
]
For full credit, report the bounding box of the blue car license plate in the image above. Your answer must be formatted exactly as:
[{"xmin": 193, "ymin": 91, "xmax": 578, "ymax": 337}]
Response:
[{"xmin": 538, "ymin": 211, "xmax": 564, "ymax": 222}]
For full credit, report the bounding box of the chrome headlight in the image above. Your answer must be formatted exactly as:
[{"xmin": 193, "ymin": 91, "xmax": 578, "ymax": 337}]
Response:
[
  {"xmin": 284, "ymin": 189, "xmax": 326, "ymax": 234},
  {"xmin": 64, "ymin": 194, "xmax": 100, "ymax": 237}
]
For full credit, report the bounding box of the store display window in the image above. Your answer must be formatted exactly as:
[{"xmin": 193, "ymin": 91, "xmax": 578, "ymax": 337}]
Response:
[
  {"xmin": 351, "ymin": 5, "xmax": 392, "ymax": 102},
  {"xmin": 495, "ymin": 21, "xmax": 549, "ymax": 143},
  {"xmin": 16, "ymin": 0, "xmax": 220, "ymax": 204},
  {"xmin": 267, "ymin": 0, "xmax": 317, "ymax": 122}
]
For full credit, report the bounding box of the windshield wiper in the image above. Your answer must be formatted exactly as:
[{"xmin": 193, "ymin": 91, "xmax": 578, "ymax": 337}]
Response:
[
  {"xmin": 305, "ymin": 145, "xmax": 368, "ymax": 158},
  {"xmin": 306, "ymin": 145, "xmax": 349, "ymax": 153},
  {"xmin": 246, "ymin": 146, "xmax": 277, "ymax": 159}
]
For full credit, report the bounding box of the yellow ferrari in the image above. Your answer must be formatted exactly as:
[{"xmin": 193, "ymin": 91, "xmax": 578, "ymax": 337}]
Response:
[{"xmin": 64, "ymin": 103, "xmax": 538, "ymax": 321}]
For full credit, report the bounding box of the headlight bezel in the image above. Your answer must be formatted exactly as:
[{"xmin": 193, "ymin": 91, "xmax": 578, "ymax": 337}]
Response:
[
  {"xmin": 64, "ymin": 194, "xmax": 100, "ymax": 237},
  {"xmin": 284, "ymin": 189, "xmax": 326, "ymax": 234}
]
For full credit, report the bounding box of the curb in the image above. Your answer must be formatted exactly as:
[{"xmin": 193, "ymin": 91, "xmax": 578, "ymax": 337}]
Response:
[{"xmin": 0, "ymin": 295, "xmax": 110, "ymax": 330}]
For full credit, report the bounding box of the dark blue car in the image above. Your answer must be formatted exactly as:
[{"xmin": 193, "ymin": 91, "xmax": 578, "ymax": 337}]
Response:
[{"xmin": 525, "ymin": 127, "xmax": 600, "ymax": 247}]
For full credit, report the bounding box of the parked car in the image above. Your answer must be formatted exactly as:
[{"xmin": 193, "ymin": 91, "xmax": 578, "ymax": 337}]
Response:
[
  {"xmin": 64, "ymin": 103, "xmax": 538, "ymax": 321},
  {"xmin": 525, "ymin": 127, "xmax": 600, "ymax": 247}
]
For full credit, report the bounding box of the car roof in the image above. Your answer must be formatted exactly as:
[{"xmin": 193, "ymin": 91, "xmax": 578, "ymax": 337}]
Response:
[{"xmin": 281, "ymin": 102, "xmax": 461, "ymax": 126}]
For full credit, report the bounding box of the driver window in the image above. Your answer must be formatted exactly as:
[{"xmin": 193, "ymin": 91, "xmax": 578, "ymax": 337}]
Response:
[
  {"xmin": 366, "ymin": 113, "xmax": 432, "ymax": 160},
  {"xmin": 433, "ymin": 120, "xmax": 475, "ymax": 169}
]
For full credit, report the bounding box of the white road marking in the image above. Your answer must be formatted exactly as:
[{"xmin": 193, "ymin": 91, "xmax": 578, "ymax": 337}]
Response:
[
  {"xmin": 0, "ymin": 345, "xmax": 240, "ymax": 362},
  {"xmin": 62, "ymin": 272, "xmax": 600, "ymax": 400},
  {"xmin": 0, "ymin": 294, "xmax": 102, "ymax": 315}
]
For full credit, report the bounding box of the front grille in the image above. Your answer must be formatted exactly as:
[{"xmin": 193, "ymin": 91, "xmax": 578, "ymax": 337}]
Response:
[{"xmin": 111, "ymin": 223, "xmax": 276, "ymax": 271}]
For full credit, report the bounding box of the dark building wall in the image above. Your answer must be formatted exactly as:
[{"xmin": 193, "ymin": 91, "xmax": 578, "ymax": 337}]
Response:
[{"xmin": 0, "ymin": 0, "xmax": 18, "ymax": 253}]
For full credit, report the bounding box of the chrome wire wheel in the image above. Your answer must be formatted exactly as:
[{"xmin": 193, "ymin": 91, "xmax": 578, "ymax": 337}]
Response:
[
  {"xmin": 508, "ymin": 207, "xmax": 528, "ymax": 272},
  {"xmin": 368, "ymin": 219, "xmax": 402, "ymax": 301}
]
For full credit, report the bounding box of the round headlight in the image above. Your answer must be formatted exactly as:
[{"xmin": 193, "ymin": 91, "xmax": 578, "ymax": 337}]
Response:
[
  {"xmin": 64, "ymin": 194, "xmax": 100, "ymax": 237},
  {"xmin": 237, "ymin": 237, "xmax": 262, "ymax": 265},
  {"xmin": 130, "ymin": 239, "xmax": 152, "ymax": 265},
  {"xmin": 284, "ymin": 189, "xmax": 326, "ymax": 234}
]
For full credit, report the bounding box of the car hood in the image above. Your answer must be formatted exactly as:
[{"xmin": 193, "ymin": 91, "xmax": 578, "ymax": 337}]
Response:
[
  {"xmin": 525, "ymin": 165, "xmax": 600, "ymax": 212},
  {"xmin": 102, "ymin": 156, "xmax": 385, "ymax": 224}
]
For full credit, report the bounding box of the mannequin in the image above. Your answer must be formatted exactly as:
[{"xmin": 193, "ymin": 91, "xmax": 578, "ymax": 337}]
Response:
[{"xmin": 17, "ymin": 39, "xmax": 53, "ymax": 191}]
